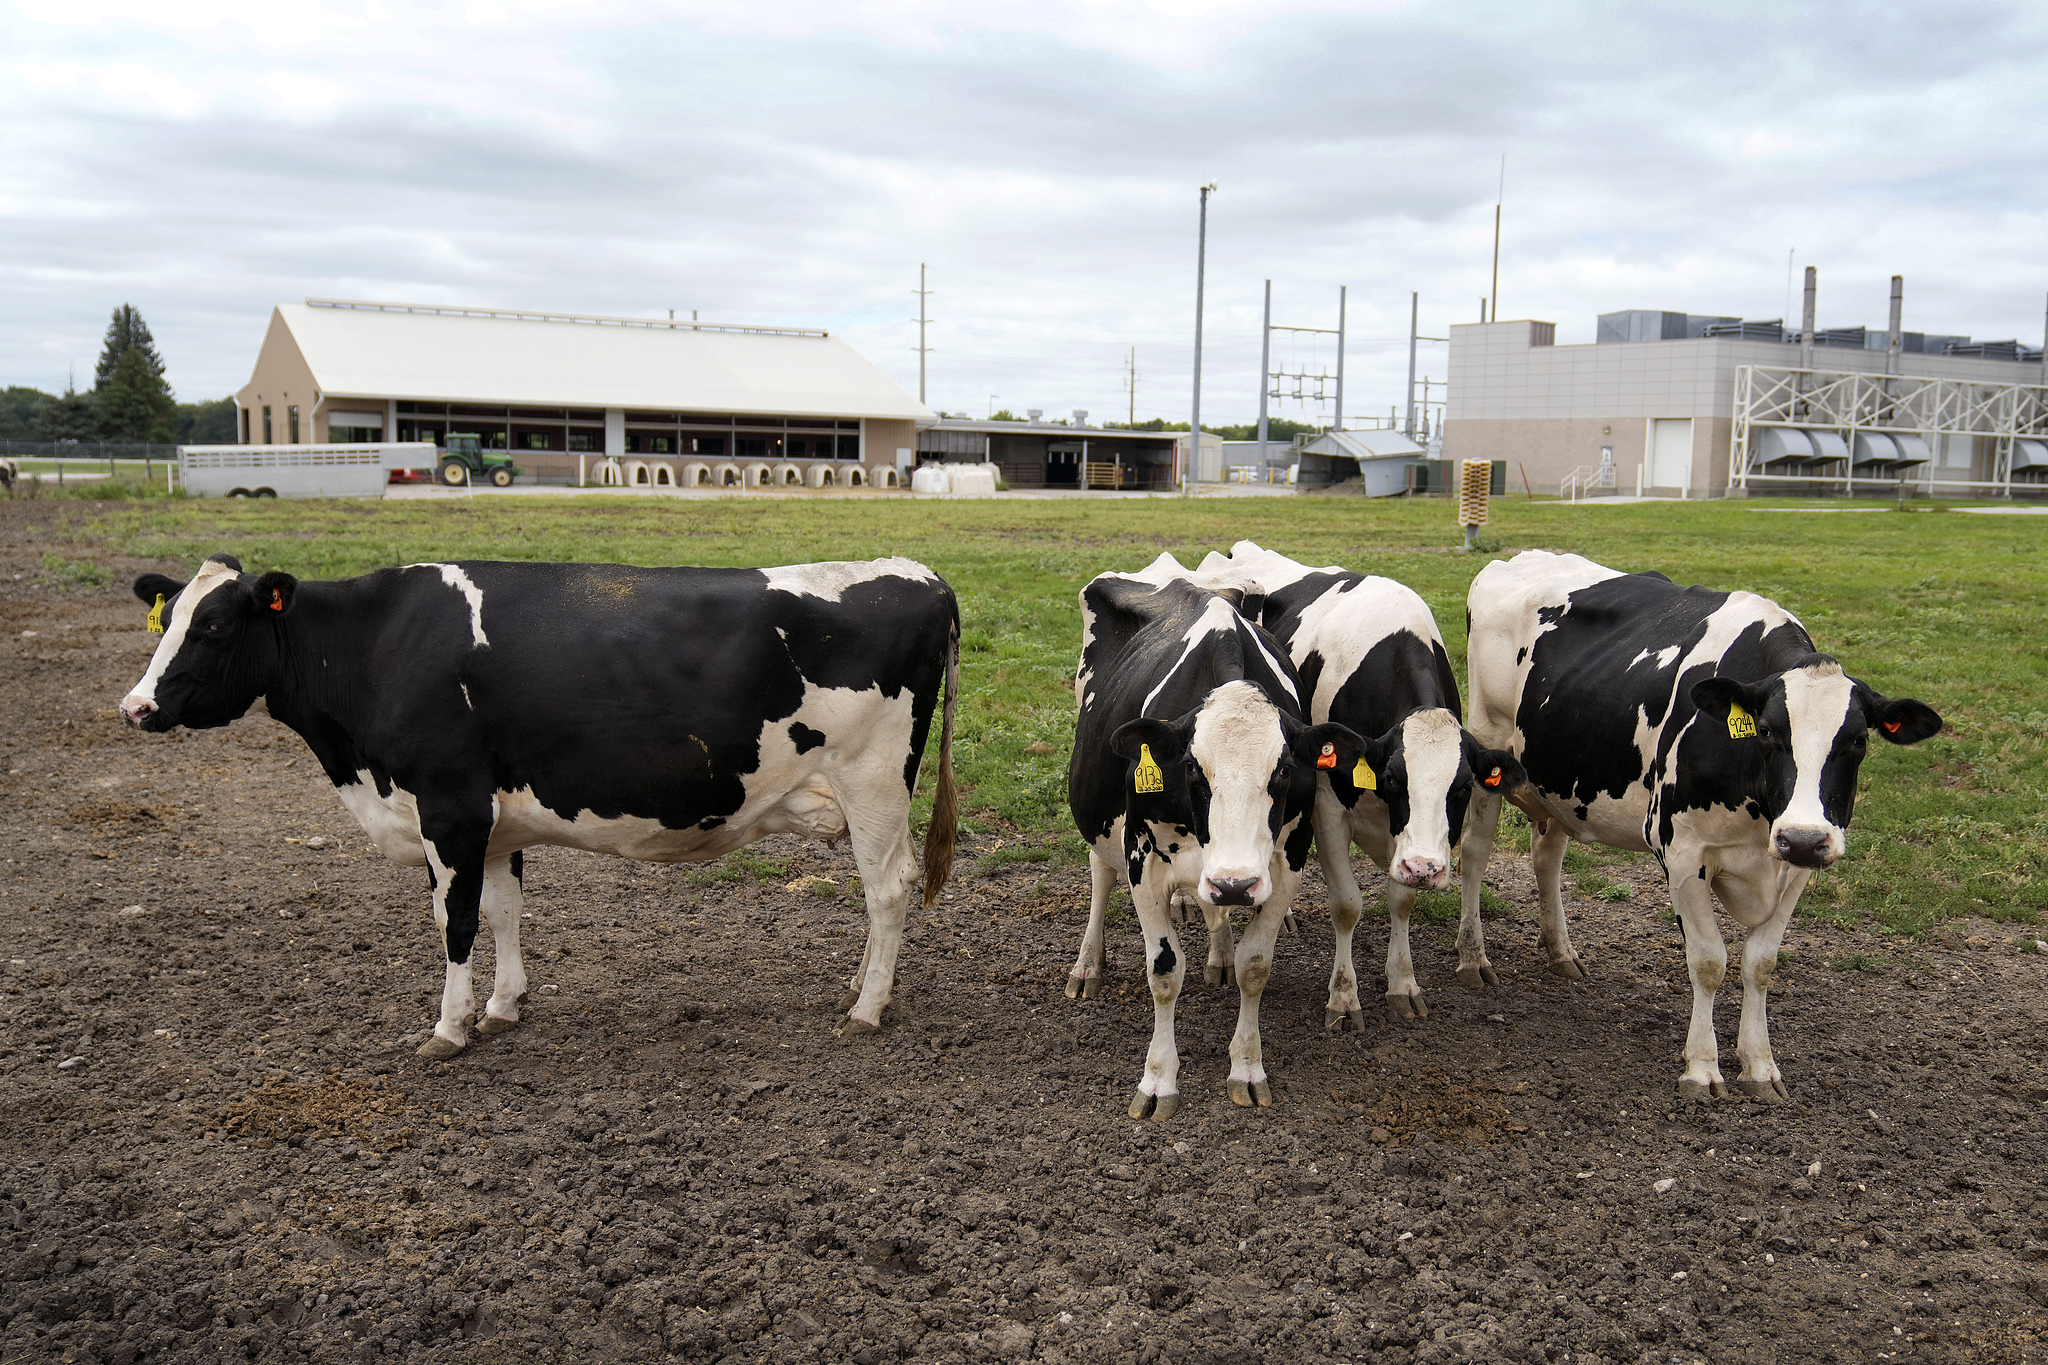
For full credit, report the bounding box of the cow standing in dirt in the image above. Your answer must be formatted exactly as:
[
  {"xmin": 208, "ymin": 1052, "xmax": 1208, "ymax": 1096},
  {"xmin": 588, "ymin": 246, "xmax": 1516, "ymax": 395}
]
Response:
[
  {"xmin": 1460, "ymin": 550, "xmax": 1940, "ymax": 1100},
  {"xmin": 1067, "ymin": 568, "xmax": 1362, "ymax": 1119},
  {"xmin": 120, "ymin": 554, "xmax": 958, "ymax": 1054}
]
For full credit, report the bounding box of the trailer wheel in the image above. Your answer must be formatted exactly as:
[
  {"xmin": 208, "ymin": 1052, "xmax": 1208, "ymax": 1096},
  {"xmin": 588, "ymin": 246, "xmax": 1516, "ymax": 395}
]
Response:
[
  {"xmin": 228, "ymin": 487, "xmax": 250, "ymax": 498},
  {"xmin": 254, "ymin": 488, "xmax": 277, "ymax": 498},
  {"xmin": 440, "ymin": 460, "xmax": 470, "ymax": 486},
  {"xmin": 488, "ymin": 466, "xmax": 514, "ymax": 488}
]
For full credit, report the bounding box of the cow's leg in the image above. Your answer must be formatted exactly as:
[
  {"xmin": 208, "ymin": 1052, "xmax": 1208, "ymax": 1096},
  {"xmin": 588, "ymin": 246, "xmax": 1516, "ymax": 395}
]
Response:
[
  {"xmin": 1718, "ymin": 862, "xmax": 1809, "ymax": 1103},
  {"xmin": 1456, "ymin": 786, "xmax": 1503, "ymax": 988},
  {"xmin": 1313, "ymin": 793, "xmax": 1369, "ymax": 1031},
  {"xmin": 1201, "ymin": 902, "xmax": 1236, "ymax": 986},
  {"xmin": 1383, "ymin": 882, "xmax": 1430, "ymax": 1022},
  {"xmin": 1127, "ymin": 881, "xmax": 1186, "ymax": 1122},
  {"xmin": 1672, "ymin": 871, "xmax": 1730, "ymax": 1099},
  {"xmin": 1066, "ymin": 845, "xmax": 1118, "ymax": 1000},
  {"xmin": 416, "ymin": 801, "xmax": 496, "ymax": 1060},
  {"xmin": 1225, "ymin": 874, "xmax": 1298, "ymax": 1108},
  {"xmin": 1530, "ymin": 818, "xmax": 1585, "ymax": 979},
  {"xmin": 836, "ymin": 788, "xmax": 919, "ymax": 1036},
  {"xmin": 474, "ymin": 851, "xmax": 528, "ymax": 1037}
]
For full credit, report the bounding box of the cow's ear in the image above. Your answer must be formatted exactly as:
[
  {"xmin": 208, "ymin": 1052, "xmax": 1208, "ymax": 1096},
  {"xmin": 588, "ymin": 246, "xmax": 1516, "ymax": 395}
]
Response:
[
  {"xmin": 133, "ymin": 572, "xmax": 184, "ymax": 606},
  {"xmin": 206, "ymin": 553, "xmax": 244, "ymax": 573},
  {"xmin": 1111, "ymin": 717, "xmax": 1186, "ymax": 765},
  {"xmin": 1463, "ymin": 734, "xmax": 1525, "ymax": 793},
  {"xmin": 251, "ymin": 570, "xmax": 298, "ymax": 617},
  {"xmin": 1865, "ymin": 693, "xmax": 1942, "ymax": 745},
  {"xmin": 1691, "ymin": 676, "xmax": 1763, "ymax": 734},
  {"xmin": 1291, "ymin": 722, "xmax": 1368, "ymax": 774}
]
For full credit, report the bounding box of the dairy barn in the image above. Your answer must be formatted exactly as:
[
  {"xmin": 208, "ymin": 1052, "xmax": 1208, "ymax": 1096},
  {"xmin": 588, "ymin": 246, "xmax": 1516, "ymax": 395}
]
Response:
[{"xmin": 230, "ymin": 299, "xmax": 935, "ymax": 490}]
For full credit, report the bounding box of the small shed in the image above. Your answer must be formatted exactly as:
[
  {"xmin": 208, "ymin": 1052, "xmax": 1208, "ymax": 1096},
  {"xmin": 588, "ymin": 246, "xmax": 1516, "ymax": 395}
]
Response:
[{"xmin": 1297, "ymin": 428, "xmax": 1428, "ymax": 495}]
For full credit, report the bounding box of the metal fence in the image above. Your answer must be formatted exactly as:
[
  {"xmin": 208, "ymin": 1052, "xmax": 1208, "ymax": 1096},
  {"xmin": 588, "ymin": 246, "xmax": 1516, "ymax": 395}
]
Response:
[{"xmin": 1, "ymin": 440, "xmax": 182, "ymax": 461}]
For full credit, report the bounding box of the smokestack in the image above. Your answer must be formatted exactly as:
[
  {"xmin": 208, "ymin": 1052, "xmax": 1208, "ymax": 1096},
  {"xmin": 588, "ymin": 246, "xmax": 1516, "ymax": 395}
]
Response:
[
  {"xmin": 1887, "ymin": 275, "xmax": 1904, "ymax": 375},
  {"xmin": 1801, "ymin": 266, "xmax": 1817, "ymax": 370}
]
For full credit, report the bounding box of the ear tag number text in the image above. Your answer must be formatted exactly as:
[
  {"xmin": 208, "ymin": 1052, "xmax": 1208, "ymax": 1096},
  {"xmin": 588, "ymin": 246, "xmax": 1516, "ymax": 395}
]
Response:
[
  {"xmin": 1726, "ymin": 701, "xmax": 1757, "ymax": 740},
  {"xmin": 1352, "ymin": 758, "xmax": 1375, "ymax": 791},
  {"xmin": 145, "ymin": 594, "xmax": 165, "ymax": 635},
  {"xmin": 1133, "ymin": 744, "xmax": 1164, "ymax": 794}
]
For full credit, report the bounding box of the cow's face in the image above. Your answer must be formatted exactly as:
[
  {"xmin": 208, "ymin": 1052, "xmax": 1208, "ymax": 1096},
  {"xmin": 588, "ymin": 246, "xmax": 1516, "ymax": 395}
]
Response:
[
  {"xmin": 1114, "ymin": 680, "xmax": 1363, "ymax": 909},
  {"xmin": 121, "ymin": 556, "xmax": 298, "ymax": 732},
  {"xmin": 1692, "ymin": 660, "xmax": 1941, "ymax": 868},
  {"xmin": 1342, "ymin": 709, "xmax": 1524, "ymax": 890}
]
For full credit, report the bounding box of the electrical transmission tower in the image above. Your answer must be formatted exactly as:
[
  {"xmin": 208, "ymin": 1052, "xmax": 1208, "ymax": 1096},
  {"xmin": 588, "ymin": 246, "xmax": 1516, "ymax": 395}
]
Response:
[
  {"xmin": 913, "ymin": 263, "xmax": 932, "ymax": 404},
  {"xmin": 1257, "ymin": 283, "xmax": 1347, "ymax": 458}
]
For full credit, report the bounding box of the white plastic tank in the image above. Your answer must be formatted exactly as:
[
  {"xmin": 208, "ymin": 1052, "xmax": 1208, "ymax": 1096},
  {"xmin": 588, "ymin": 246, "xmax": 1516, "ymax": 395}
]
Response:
[{"xmin": 910, "ymin": 466, "xmax": 950, "ymax": 493}]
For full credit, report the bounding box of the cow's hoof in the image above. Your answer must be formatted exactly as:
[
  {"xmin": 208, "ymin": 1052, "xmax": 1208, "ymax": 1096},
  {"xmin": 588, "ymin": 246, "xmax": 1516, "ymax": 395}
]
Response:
[
  {"xmin": 1127, "ymin": 1089, "xmax": 1177, "ymax": 1122},
  {"xmin": 1456, "ymin": 963, "xmax": 1500, "ymax": 989},
  {"xmin": 1737, "ymin": 1078, "xmax": 1790, "ymax": 1103},
  {"xmin": 1065, "ymin": 973, "xmax": 1100, "ymax": 1000},
  {"xmin": 1325, "ymin": 1006, "xmax": 1366, "ymax": 1033},
  {"xmin": 835, "ymin": 1016, "xmax": 881, "ymax": 1038},
  {"xmin": 837, "ymin": 989, "xmax": 860, "ymax": 1011},
  {"xmin": 1548, "ymin": 957, "xmax": 1586, "ymax": 980},
  {"xmin": 1228, "ymin": 1079, "xmax": 1273, "ymax": 1108},
  {"xmin": 474, "ymin": 1013, "xmax": 518, "ymax": 1037},
  {"xmin": 1677, "ymin": 1078, "xmax": 1729, "ymax": 1102},
  {"xmin": 1386, "ymin": 991, "xmax": 1429, "ymax": 1022},
  {"xmin": 1204, "ymin": 963, "xmax": 1233, "ymax": 987},
  {"xmin": 416, "ymin": 1034, "xmax": 465, "ymax": 1060}
]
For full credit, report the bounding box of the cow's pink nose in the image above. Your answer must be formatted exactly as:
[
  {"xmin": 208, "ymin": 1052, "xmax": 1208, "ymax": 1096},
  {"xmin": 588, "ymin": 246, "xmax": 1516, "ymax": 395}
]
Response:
[
  {"xmin": 1394, "ymin": 857, "xmax": 1447, "ymax": 890},
  {"xmin": 120, "ymin": 698, "xmax": 155, "ymax": 726}
]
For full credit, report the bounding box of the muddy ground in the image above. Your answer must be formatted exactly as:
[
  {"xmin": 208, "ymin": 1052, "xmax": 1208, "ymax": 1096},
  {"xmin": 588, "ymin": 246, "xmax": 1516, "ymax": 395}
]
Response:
[{"xmin": 3, "ymin": 501, "xmax": 2046, "ymax": 1365}]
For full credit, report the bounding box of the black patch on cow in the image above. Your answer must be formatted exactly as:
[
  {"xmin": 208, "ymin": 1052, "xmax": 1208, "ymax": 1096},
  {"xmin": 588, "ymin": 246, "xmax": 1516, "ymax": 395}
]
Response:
[
  {"xmin": 1516, "ymin": 646, "xmax": 1527, "ymax": 665},
  {"xmin": 1697, "ymin": 865, "xmax": 1706, "ymax": 879},
  {"xmin": 1152, "ymin": 937, "xmax": 1178, "ymax": 976},
  {"xmin": 511, "ymin": 850, "xmax": 523, "ymax": 884},
  {"xmin": 789, "ymin": 722, "xmax": 826, "ymax": 754}
]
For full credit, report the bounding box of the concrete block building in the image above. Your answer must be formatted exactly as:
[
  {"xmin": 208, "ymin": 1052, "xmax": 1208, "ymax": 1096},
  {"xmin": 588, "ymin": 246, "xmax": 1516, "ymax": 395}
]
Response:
[
  {"xmin": 1446, "ymin": 312, "xmax": 2046, "ymax": 497},
  {"xmin": 234, "ymin": 299, "xmax": 933, "ymax": 489}
]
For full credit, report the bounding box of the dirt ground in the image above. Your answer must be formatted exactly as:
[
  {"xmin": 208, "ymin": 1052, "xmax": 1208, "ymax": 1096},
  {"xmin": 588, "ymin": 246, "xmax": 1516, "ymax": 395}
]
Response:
[{"xmin": 4, "ymin": 501, "xmax": 2047, "ymax": 1365}]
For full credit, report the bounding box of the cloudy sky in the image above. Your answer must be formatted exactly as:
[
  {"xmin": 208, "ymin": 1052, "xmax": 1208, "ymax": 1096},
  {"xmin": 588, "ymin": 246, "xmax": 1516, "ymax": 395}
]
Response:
[{"xmin": 4, "ymin": 0, "xmax": 2045, "ymax": 427}]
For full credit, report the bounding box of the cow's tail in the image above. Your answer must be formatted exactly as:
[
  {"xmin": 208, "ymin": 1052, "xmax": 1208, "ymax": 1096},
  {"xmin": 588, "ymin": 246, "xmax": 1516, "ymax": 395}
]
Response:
[{"xmin": 921, "ymin": 614, "xmax": 960, "ymax": 909}]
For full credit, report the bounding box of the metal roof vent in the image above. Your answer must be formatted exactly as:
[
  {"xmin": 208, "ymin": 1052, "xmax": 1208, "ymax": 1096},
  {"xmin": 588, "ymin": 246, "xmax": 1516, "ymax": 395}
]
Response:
[
  {"xmin": 1073, "ymin": 409, "xmax": 1088, "ymax": 426},
  {"xmin": 1027, "ymin": 408, "xmax": 1043, "ymax": 422}
]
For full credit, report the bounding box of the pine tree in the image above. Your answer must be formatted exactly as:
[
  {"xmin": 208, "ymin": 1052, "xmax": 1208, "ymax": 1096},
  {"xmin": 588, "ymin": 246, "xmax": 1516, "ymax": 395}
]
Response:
[
  {"xmin": 95, "ymin": 304, "xmax": 165, "ymax": 390},
  {"xmin": 42, "ymin": 387, "xmax": 99, "ymax": 441},
  {"xmin": 96, "ymin": 347, "xmax": 177, "ymax": 442}
]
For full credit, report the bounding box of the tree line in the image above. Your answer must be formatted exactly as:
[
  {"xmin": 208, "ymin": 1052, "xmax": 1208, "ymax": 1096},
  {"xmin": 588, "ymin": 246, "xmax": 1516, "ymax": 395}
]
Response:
[{"xmin": 1, "ymin": 305, "xmax": 236, "ymax": 445}]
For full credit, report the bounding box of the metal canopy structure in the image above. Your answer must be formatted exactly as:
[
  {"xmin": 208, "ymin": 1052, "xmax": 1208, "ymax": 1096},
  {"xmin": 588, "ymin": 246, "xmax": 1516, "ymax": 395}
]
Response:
[{"xmin": 1729, "ymin": 363, "xmax": 2048, "ymax": 496}]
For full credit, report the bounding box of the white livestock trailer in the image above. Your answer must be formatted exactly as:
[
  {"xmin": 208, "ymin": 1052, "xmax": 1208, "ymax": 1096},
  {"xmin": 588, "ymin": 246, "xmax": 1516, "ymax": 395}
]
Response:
[{"xmin": 176, "ymin": 443, "xmax": 439, "ymax": 499}]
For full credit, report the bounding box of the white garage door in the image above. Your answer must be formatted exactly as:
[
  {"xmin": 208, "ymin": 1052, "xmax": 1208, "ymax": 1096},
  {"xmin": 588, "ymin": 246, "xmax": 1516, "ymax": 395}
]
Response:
[{"xmin": 1649, "ymin": 418, "xmax": 1694, "ymax": 492}]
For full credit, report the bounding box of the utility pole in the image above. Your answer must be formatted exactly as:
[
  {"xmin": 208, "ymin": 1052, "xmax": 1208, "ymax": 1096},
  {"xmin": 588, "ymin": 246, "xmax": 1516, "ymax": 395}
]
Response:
[
  {"xmin": 1334, "ymin": 285, "xmax": 1347, "ymax": 431},
  {"xmin": 1801, "ymin": 267, "xmax": 1817, "ymax": 371},
  {"xmin": 1257, "ymin": 280, "xmax": 1271, "ymax": 461},
  {"xmin": 914, "ymin": 263, "xmax": 931, "ymax": 404},
  {"xmin": 1188, "ymin": 183, "xmax": 1217, "ymax": 493},
  {"xmin": 1490, "ymin": 154, "xmax": 1505, "ymax": 324},
  {"xmin": 1124, "ymin": 347, "xmax": 1138, "ymax": 426},
  {"xmin": 1405, "ymin": 291, "xmax": 1420, "ymax": 440}
]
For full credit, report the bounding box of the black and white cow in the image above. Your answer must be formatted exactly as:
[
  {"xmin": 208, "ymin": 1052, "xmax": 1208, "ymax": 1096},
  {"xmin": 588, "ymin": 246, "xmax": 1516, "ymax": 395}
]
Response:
[
  {"xmin": 1460, "ymin": 550, "xmax": 1941, "ymax": 1100},
  {"xmin": 1068, "ymin": 567, "xmax": 1363, "ymax": 1119},
  {"xmin": 121, "ymin": 554, "xmax": 958, "ymax": 1054},
  {"xmin": 1194, "ymin": 542, "xmax": 1523, "ymax": 1028}
]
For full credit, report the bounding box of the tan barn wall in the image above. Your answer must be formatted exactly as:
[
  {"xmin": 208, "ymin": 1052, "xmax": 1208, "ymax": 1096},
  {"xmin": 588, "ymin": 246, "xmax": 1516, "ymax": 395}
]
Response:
[{"xmin": 233, "ymin": 309, "xmax": 320, "ymax": 444}]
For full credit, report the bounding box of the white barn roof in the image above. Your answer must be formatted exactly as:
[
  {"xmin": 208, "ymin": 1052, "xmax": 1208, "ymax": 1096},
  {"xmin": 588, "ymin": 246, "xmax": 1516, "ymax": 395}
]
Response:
[{"xmin": 273, "ymin": 300, "xmax": 933, "ymax": 422}]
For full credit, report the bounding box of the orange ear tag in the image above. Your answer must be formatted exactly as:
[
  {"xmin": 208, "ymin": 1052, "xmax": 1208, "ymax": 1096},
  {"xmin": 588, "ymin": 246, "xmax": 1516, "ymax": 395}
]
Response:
[
  {"xmin": 1315, "ymin": 742, "xmax": 1337, "ymax": 770},
  {"xmin": 1882, "ymin": 719, "xmax": 1901, "ymax": 734},
  {"xmin": 269, "ymin": 588, "xmax": 284, "ymax": 612},
  {"xmin": 1483, "ymin": 765, "xmax": 1503, "ymax": 789}
]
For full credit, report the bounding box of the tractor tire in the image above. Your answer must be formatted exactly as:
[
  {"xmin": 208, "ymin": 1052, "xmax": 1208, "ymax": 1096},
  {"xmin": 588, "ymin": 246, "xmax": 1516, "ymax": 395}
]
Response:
[
  {"xmin": 488, "ymin": 466, "xmax": 514, "ymax": 488},
  {"xmin": 440, "ymin": 460, "xmax": 470, "ymax": 487},
  {"xmin": 228, "ymin": 488, "xmax": 250, "ymax": 498},
  {"xmin": 254, "ymin": 488, "xmax": 277, "ymax": 498}
]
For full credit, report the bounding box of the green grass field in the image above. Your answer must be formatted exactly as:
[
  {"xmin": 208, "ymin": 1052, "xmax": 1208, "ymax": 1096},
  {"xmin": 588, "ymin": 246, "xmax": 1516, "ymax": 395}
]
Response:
[{"xmin": 86, "ymin": 491, "xmax": 2048, "ymax": 936}]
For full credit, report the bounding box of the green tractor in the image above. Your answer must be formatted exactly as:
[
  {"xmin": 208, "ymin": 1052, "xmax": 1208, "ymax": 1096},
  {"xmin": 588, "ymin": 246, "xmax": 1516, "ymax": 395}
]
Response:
[{"xmin": 438, "ymin": 432, "xmax": 520, "ymax": 488}]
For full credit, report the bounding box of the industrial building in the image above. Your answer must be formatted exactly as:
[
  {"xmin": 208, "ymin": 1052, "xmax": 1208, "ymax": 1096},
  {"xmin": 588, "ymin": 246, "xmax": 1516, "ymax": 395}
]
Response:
[
  {"xmin": 1445, "ymin": 291, "xmax": 2047, "ymax": 496},
  {"xmin": 234, "ymin": 299, "xmax": 933, "ymax": 488}
]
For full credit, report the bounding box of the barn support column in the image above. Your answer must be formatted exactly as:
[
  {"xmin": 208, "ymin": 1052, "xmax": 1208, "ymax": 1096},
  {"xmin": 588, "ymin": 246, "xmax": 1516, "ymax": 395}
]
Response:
[{"xmin": 604, "ymin": 409, "xmax": 625, "ymax": 459}]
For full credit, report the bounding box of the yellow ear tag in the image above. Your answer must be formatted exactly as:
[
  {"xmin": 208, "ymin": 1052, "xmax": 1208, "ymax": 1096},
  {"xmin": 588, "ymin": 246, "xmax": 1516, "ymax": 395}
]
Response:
[
  {"xmin": 1726, "ymin": 701, "xmax": 1757, "ymax": 740},
  {"xmin": 1133, "ymin": 744, "xmax": 1164, "ymax": 794},
  {"xmin": 1352, "ymin": 757, "xmax": 1376, "ymax": 791},
  {"xmin": 146, "ymin": 593, "xmax": 166, "ymax": 635}
]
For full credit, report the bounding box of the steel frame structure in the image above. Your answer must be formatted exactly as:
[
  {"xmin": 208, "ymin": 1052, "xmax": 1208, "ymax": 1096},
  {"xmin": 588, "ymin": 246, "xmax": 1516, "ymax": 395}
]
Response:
[{"xmin": 1729, "ymin": 363, "xmax": 2048, "ymax": 497}]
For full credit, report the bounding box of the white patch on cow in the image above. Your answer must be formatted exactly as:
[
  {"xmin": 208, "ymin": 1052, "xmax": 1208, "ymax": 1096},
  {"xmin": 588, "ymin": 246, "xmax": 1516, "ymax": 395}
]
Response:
[
  {"xmin": 1140, "ymin": 601, "xmax": 1296, "ymax": 716},
  {"xmin": 122, "ymin": 558, "xmax": 241, "ymax": 715},
  {"xmin": 335, "ymin": 772, "xmax": 430, "ymax": 866},
  {"xmin": 1630, "ymin": 644, "xmax": 1682, "ymax": 671},
  {"xmin": 1775, "ymin": 661, "xmax": 1853, "ymax": 859},
  {"xmin": 408, "ymin": 563, "xmax": 490, "ymax": 648},
  {"xmin": 761, "ymin": 557, "xmax": 937, "ymax": 603},
  {"xmin": 1386, "ymin": 709, "xmax": 1463, "ymax": 887},
  {"xmin": 1186, "ymin": 680, "xmax": 1289, "ymax": 906}
]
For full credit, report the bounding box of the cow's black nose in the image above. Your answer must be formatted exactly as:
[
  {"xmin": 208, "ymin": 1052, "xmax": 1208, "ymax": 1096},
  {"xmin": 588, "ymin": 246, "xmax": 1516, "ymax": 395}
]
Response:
[
  {"xmin": 1207, "ymin": 875, "xmax": 1258, "ymax": 906},
  {"xmin": 1773, "ymin": 829, "xmax": 1832, "ymax": 867}
]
